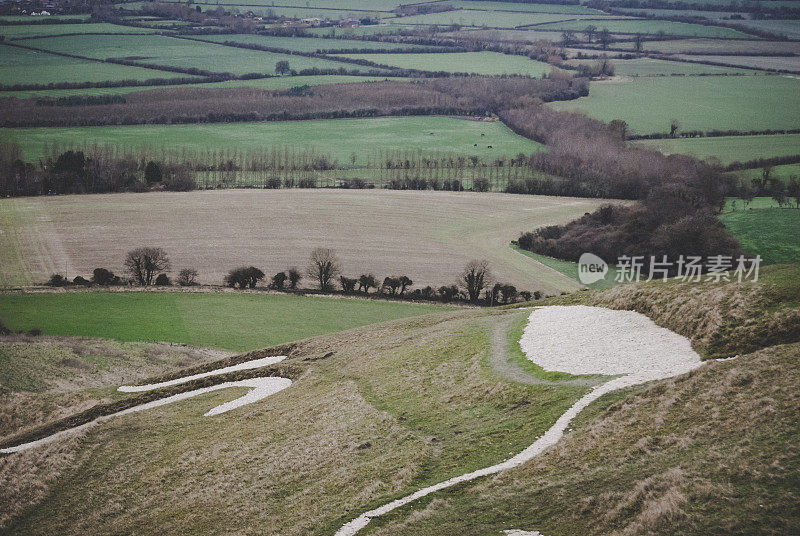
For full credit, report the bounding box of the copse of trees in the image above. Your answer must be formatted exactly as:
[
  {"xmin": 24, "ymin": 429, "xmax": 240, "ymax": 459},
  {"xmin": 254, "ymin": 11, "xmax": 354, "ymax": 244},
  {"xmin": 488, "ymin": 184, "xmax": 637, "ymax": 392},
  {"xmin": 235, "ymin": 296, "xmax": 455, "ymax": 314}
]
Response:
[
  {"xmin": 177, "ymin": 268, "xmax": 199, "ymax": 286},
  {"xmin": 460, "ymin": 260, "xmax": 492, "ymax": 303}
]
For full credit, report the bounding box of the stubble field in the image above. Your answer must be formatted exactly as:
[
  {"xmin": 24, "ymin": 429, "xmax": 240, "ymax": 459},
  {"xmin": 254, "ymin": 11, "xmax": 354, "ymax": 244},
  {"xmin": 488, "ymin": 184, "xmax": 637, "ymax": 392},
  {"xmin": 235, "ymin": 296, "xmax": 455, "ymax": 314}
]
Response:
[{"xmin": 0, "ymin": 189, "xmax": 609, "ymax": 292}]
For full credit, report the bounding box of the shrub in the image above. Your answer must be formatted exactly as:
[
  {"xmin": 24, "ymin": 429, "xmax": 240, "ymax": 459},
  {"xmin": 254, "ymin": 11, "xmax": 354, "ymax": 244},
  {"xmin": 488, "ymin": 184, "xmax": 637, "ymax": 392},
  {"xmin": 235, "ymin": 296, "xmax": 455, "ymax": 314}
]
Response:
[
  {"xmin": 92, "ymin": 267, "xmax": 119, "ymax": 286},
  {"xmin": 177, "ymin": 268, "xmax": 198, "ymax": 286},
  {"xmin": 340, "ymin": 276, "xmax": 357, "ymax": 294},
  {"xmin": 73, "ymin": 276, "xmax": 91, "ymax": 287},
  {"xmin": 225, "ymin": 266, "xmax": 265, "ymax": 289},
  {"xmin": 162, "ymin": 165, "xmax": 196, "ymax": 191},
  {"xmin": 271, "ymin": 271, "xmax": 287, "ymax": 289},
  {"xmin": 155, "ymin": 273, "xmax": 172, "ymax": 286},
  {"xmin": 287, "ymin": 268, "xmax": 301, "ymax": 289},
  {"xmin": 46, "ymin": 274, "xmax": 70, "ymax": 287},
  {"xmin": 144, "ymin": 161, "xmax": 162, "ymax": 184},
  {"xmin": 358, "ymin": 274, "xmax": 377, "ymax": 294}
]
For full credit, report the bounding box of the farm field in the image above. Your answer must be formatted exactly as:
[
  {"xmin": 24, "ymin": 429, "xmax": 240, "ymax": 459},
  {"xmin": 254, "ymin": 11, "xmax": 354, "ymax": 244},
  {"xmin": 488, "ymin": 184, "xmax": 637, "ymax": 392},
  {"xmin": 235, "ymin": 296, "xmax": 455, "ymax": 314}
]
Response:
[
  {"xmin": 511, "ymin": 246, "xmax": 621, "ymax": 290},
  {"xmin": 389, "ymin": 10, "xmax": 609, "ymax": 28},
  {"xmin": 0, "ymin": 22, "xmax": 157, "ymax": 39},
  {"xmin": 533, "ymin": 18, "xmax": 754, "ymax": 37},
  {"xmin": 196, "ymin": 34, "xmax": 436, "ymax": 52},
  {"xmin": 0, "ymin": 190, "xmax": 606, "ymax": 292},
  {"xmin": 449, "ymin": 1, "xmax": 603, "ymax": 14},
  {"xmin": 565, "ymin": 57, "xmax": 756, "ymax": 76},
  {"xmin": 0, "ymin": 75, "xmax": 407, "ymax": 99},
  {"xmin": 0, "ymin": 44, "xmax": 197, "ymax": 87},
  {"xmin": 675, "ymin": 55, "xmax": 800, "ymax": 73},
  {"xmin": 727, "ymin": 19, "xmax": 800, "ymax": 39},
  {"xmin": 636, "ymin": 133, "xmax": 800, "ymax": 165},
  {"xmin": 719, "ymin": 209, "xmax": 800, "ymax": 265},
  {"xmin": 22, "ymin": 34, "xmax": 382, "ymax": 76},
  {"xmin": 0, "ymin": 116, "xmax": 543, "ymax": 165},
  {"xmin": 0, "ymin": 292, "xmax": 450, "ymax": 351},
  {"xmin": 549, "ymin": 76, "xmax": 800, "ymax": 135},
  {"xmin": 734, "ymin": 164, "xmax": 800, "ymax": 185},
  {"xmin": 638, "ymin": 38, "xmax": 800, "ymax": 55},
  {"xmin": 335, "ymin": 51, "xmax": 552, "ymax": 75}
]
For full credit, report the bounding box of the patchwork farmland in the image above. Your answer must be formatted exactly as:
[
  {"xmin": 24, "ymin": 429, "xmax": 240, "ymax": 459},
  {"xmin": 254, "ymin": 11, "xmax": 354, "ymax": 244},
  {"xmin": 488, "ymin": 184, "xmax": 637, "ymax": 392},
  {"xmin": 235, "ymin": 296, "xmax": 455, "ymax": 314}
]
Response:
[{"xmin": 0, "ymin": 0, "xmax": 798, "ymax": 535}]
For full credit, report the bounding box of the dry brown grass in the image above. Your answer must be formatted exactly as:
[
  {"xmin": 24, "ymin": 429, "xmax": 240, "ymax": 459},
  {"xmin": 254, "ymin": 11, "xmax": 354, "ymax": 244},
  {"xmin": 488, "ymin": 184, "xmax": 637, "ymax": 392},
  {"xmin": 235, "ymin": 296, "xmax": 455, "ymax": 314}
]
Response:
[
  {"xmin": 0, "ymin": 309, "xmax": 587, "ymax": 535},
  {"xmin": 1, "ymin": 189, "xmax": 610, "ymax": 293},
  {"xmin": 0, "ymin": 336, "xmax": 235, "ymax": 439},
  {"xmin": 365, "ymin": 341, "xmax": 800, "ymax": 535}
]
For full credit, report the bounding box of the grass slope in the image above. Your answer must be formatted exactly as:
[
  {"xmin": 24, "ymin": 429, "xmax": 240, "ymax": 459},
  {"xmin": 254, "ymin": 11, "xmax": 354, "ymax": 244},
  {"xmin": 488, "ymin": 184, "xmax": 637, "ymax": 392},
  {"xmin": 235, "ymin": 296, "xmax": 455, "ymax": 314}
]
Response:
[
  {"xmin": 550, "ymin": 76, "xmax": 800, "ymax": 135},
  {"xmin": 1, "ymin": 309, "xmax": 587, "ymax": 535},
  {"xmin": 0, "ymin": 292, "xmax": 450, "ymax": 352}
]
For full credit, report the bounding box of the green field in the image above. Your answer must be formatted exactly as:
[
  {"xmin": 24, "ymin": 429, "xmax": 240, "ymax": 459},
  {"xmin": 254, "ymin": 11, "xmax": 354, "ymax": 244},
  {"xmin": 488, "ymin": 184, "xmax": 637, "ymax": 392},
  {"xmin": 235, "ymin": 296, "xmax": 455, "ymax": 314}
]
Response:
[
  {"xmin": 636, "ymin": 134, "xmax": 800, "ymax": 165},
  {"xmin": 1, "ymin": 116, "xmax": 543, "ymax": 164},
  {"xmin": 0, "ymin": 75, "xmax": 406, "ymax": 99},
  {"xmin": 197, "ymin": 34, "xmax": 434, "ymax": 52},
  {"xmin": 735, "ymin": 164, "xmax": 800, "ymax": 185},
  {"xmin": 450, "ymin": 1, "xmax": 602, "ymax": 14},
  {"xmin": 719, "ymin": 209, "xmax": 800, "ymax": 265},
  {"xmin": 534, "ymin": 18, "xmax": 754, "ymax": 37},
  {"xmin": 512, "ymin": 246, "xmax": 621, "ymax": 290},
  {"xmin": 0, "ymin": 22, "xmax": 156, "ymax": 39},
  {"xmin": 729, "ymin": 19, "xmax": 800, "ymax": 39},
  {"xmin": 389, "ymin": 9, "xmax": 606, "ymax": 28},
  {"xmin": 550, "ymin": 76, "xmax": 800, "ymax": 135},
  {"xmin": 0, "ymin": 44, "xmax": 197, "ymax": 86},
  {"xmin": 336, "ymin": 51, "xmax": 552, "ymax": 75},
  {"xmin": 23, "ymin": 34, "xmax": 382, "ymax": 76},
  {"xmin": 566, "ymin": 57, "xmax": 756, "ymax": 76},
  {"xmin": 0, "ymin": 292, "xmax": 450, "ymax": 351}
]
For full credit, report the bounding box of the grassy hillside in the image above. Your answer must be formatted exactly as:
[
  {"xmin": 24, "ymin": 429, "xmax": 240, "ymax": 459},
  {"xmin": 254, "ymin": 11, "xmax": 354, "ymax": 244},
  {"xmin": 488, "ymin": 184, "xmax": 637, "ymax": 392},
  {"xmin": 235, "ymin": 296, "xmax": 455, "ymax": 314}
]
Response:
[
  {"xmin": 0, "ymin": 308, "xmax": 588, "ymax": 535},
  {"xmin": 1, "ymin": 265, "xmax": 798, "ymax": 533},
  {"xmin": 366, "ymin": 342, "xmax": 800, "ymax": 535}
]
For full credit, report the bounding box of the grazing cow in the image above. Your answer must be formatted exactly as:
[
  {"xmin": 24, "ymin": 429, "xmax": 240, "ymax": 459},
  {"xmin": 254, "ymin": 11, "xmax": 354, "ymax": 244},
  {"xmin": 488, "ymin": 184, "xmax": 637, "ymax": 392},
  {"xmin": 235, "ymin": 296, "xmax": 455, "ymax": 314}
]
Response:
[
  {"xmin": 473, "ymin": 143, "xmax": 477, "ymax": 146},
  {"xmin": 487, "ymin": 145, "xmax": 493, "ymax": 148}
]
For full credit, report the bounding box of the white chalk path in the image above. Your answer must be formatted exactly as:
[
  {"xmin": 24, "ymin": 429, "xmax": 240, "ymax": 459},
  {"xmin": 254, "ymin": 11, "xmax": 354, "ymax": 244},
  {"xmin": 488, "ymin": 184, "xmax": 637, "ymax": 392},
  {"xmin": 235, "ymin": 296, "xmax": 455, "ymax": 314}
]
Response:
[
  {"xmin": 1, "ymin": 357, "xmax": 290, "ymax": 455},
  {"xmin": 335, "ymin": 306, "xmax": 704, "ymax": 536},
  {"xmin": 118, "ymin": 355, "xmax": 287, "ymax": 392}
]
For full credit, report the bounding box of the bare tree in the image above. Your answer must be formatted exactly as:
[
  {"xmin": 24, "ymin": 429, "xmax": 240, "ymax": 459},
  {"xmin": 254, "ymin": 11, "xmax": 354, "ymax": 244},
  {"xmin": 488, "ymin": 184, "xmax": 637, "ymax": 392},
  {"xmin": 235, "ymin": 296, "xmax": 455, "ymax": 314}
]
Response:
[
  {"xmin": 460, "ymin": 260, "xmax": 492, "ymax": 303},
  {"xmin": 583, "ymin": 25, "xmax": 597, "ymax": 43},
  {"xmin": 669, "ymin": 118, "xmax": 680, "ymax": 138},
  {"xmin": 124, "ymin": 247, "xmax": 170, "ymax": 286},
  {"xmin": 177, "ymin": 268, "xmax": 198, "ymax": 286},
  {"xmin": 307, "ymin": 248, "xmax": 340, "ymax": 290}
]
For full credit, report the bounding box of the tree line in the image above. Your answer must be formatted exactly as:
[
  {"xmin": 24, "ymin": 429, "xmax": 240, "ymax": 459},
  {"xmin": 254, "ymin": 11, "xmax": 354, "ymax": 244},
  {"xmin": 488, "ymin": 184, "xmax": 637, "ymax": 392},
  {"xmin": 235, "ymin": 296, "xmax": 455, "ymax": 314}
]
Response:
[{"xmin": 45, "ymin": 246, "xmax": 539, "ymax": 306}]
